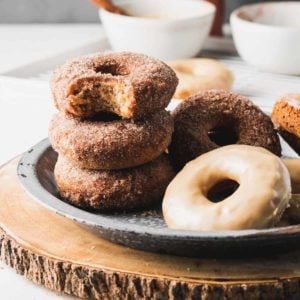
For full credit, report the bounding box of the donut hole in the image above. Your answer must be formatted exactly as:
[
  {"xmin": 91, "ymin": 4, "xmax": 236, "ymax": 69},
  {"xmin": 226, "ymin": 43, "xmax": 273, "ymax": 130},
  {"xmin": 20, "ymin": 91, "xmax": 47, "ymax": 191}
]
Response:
[
  {"xmin": 208, "ymin": 121, "xmax": 239, "ymax": 146},
  {"xmin": 207, "ymin": 179, "xmax": 239, "ymax": 203},
  {"xmin": 89, "ymin": 112, "xmax": 121, "ymax": 122},
  {"xmin": 94, "ymin": 63, "xmax": 129, "ymax": 76}
]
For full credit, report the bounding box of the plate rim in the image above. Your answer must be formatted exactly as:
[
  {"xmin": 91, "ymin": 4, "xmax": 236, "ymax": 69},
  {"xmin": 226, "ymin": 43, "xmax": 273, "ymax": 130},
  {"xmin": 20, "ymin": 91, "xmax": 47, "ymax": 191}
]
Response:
[{"xmin": 17, "ymin": 138, "xmax": 300, "ymax": 242}]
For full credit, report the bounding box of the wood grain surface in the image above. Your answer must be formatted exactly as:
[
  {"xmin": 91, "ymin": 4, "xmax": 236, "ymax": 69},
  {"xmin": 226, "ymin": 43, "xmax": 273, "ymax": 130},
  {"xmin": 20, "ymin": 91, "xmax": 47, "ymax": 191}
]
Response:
[{"xmin": 1, "ymin": 158, "xmax": 300, "ymax": 299}]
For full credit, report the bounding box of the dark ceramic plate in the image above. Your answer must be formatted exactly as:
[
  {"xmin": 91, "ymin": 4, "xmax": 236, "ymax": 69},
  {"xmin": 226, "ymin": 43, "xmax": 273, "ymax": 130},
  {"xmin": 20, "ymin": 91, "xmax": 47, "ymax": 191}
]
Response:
[{"xmin": 18, "ymin": 138, "xmax": 300, "ymax": 258}]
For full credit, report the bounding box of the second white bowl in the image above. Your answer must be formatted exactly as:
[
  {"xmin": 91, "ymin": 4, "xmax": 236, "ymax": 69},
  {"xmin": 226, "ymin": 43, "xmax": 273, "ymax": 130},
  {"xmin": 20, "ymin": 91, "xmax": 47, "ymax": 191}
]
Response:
[
  {"xmin": 99, "ymin": 0, "xmax": 216, "ymax": 61},
  {"xmin": 231, "ymin": 2, "xmax": 300, "ymax": 75}
]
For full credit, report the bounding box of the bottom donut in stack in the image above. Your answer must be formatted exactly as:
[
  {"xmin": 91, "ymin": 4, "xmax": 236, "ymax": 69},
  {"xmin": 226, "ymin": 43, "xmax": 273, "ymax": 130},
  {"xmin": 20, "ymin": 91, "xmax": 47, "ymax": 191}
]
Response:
[
  {"xmin": 55, "ymin": 155, "xmax": 174, "ymax": 211},
  {"xmin": 49, "ymin": 111, "xmax": 175, "ymax": 211},
  {"xmin": 163, "ymin": 145, "xmax": 291, "ymax": 231}
]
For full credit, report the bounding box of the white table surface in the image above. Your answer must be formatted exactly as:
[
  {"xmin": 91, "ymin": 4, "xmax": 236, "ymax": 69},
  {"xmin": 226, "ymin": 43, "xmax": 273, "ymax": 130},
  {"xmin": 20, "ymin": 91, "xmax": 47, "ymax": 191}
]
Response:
[
  {"xmin": 0, "ymin": 24, "xmax": 106, "ymax": 300},
  {"xmin": 0, "ymin": 81, "xmax": 71, "ymax": 300},
  {"xmin": 0, "ymin": 24, "xmax": 105, "ymax": 74}
]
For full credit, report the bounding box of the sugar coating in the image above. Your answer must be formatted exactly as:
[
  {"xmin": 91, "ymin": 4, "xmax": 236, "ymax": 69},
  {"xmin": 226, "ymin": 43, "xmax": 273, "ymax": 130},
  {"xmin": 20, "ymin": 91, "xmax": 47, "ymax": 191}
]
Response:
[
  {"xmin": 51, "ymin": 52, "xmax": 178, "ymax": 119},
  {"xmin": 169, "ymin": 89, "xmax": 281, "ymax": 170},
  {"xmin": 55, "ymin": 155, "xmax": 175, "ymax": 211},
  {"xmin": 49, "ymin": 110, "xmax": 173, "ymax": 170}
]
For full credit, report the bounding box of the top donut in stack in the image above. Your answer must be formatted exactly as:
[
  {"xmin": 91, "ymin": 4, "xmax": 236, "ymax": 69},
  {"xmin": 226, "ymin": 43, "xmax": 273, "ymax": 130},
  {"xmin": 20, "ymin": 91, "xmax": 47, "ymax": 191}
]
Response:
[
  {"xmin": 49, "ymin": 52, "xmax": 178, "ymax": 211},
  {"xmin": 51, "ymin": 52, "xmax": 178, "ymax": 120}
]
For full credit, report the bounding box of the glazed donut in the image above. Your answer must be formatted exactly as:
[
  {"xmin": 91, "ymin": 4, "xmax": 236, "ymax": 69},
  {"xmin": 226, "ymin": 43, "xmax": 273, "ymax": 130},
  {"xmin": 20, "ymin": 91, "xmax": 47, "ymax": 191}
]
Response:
[
  {"xmin": 163, "ymin": 145, "xmax": 291, "ymax": 231},
  {"xmin": 169, "ymin": 90, "xmax": 281, "ymax": 170},
  {"xmin": 51, "ymin": 52, "xmax": 178, "ymax": 119},
  {"xmin": 168, "ymin": 58, "xmax": 234, "ymax": 99},
  {"xmin": 55, "ymin": 155, "xmax": 175, "ymax": 211},
  {"xmin": 49, "ymin": 110, "xmax": 173, "ymax": 170},
  {"xmin": 272, "ymin": 94, "xmax": 300, "ymax": 155}
]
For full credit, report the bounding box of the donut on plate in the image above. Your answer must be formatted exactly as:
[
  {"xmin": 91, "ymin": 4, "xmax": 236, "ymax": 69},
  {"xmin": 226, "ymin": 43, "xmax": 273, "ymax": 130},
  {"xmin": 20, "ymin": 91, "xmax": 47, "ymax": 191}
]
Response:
[
  {"xmin": 51, "ymin": 52, "xmax": 178, "ymax": 119},
  {"xmin": 169, "ymin": 90, "xmax": 281, "ymax": 170},
  {"xmin": 163, "ymin": 145, "xmax": 291, "ymax": 231},
  {"xmin": 55, "ymin": 155, "xmax": 175, "ymax": 211},
  {"xmin": 272, "ymin": 94, "xmax": 300, "ymax": 155},
  {"xmin": 49, "ymin": 110, "xmax": 173, "ymax": 170},
  {"xmin": 169, "ymin": 58, "xmax": 234, "ymax": 99},
  {"xmin": 284, "ymin": 159, "xmax": 300, "ymax": 194},
  {"xmin": 281, "ymin": 159, "xmax": 300, "ymax": 223}
]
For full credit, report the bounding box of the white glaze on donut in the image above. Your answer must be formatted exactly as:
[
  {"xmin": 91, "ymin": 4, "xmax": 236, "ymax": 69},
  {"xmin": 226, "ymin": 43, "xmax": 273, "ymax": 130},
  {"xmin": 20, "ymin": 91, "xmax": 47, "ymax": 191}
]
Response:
[{"xmin": 163, "ymin": 145, "xmax": 291, "ymax": 231}]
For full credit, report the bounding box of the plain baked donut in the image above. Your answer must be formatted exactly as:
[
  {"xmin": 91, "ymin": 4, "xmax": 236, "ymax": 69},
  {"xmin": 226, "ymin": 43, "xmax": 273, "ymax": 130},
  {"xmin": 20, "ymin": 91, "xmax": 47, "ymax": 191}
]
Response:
[
  {"xmin": 284, "ymin": 159, "xmax": 300, "ymax": 194},
  {"xmin": 55, "ymin": 155, "xmax": 175, "ymax": 211},
  {"xmin": 51, "ymin": 52, "xmax": 178, "ymax": 119},
  {"xmin": 169, "ymin": 58, "xmax": 234, "ymax": 99},
  {"xmin": 170, "ymin": 90, "xmax": 281, "ymax": 170},
  {"xmin": 49, "ymin": 110, "xmax": 173, "ymax": 170},
  {"xmin": 272, "ymin": 94, "xmax": 300, "ymax": 155},
  {"xmin": 281, "ymin": 159, "xmax": 300, "ymax": 223},
  {"xmin": 163, "ymin": 145, "xmax": 291, "ymax": 231}
]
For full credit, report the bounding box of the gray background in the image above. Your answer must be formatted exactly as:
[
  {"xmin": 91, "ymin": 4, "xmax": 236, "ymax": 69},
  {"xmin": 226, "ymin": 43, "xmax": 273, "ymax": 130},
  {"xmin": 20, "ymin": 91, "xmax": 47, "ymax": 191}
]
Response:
[
  {"xmin": 0, "ymin": 0, "xmax": 98, "ymax": 23},
  {"xmin": 0, "ymin": 0, "xmax": 282, "ymax": 23}
]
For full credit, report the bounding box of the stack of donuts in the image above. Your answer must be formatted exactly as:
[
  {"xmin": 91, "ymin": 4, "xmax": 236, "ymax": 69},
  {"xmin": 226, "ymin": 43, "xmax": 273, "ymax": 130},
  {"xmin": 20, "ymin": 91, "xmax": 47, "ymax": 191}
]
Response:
[{"xmin": 49, "ymin": 52, "xmax": 178, "ymax": 211}]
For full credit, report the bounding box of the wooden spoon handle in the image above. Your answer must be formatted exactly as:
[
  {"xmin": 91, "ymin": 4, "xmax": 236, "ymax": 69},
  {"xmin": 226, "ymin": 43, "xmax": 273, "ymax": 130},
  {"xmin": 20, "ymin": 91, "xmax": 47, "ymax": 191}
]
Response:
[
  {"xmin": 207, "ymin": 0, "xmax": 223, "ymax": 36},
  {"xmin": 90, "ymin": 0, "xmax": 127, "ymax": 15}
]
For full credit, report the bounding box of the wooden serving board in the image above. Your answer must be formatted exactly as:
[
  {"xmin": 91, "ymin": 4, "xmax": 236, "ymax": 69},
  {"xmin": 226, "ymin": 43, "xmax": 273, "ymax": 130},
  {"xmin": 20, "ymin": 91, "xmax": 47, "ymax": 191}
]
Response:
[{"xmin": 1, "ymin": 158, "xmax": 300, "ymax": 299}]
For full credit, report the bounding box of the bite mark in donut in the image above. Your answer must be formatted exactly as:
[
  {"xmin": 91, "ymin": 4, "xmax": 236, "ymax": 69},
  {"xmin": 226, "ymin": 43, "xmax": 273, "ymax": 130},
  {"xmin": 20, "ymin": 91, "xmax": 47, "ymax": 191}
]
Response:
[{"xmin": 51, "ymin": 52, "xmax": 178, "ymax": 119}]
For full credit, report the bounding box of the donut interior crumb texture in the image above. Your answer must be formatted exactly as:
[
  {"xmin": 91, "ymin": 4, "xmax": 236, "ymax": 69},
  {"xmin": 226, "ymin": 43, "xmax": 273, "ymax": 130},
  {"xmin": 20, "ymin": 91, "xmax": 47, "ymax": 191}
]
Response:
[
  {"xmin": 272, "ymin": 96, "xmax": 300, "ymax": 154},
  {"xmin": 272, "ymin": 97, "xmax": 300, "ymax": 137},
  {"xmin": 51, "ymin": 52, "xmax": 178, "ymax": 119},
  {"xmin": 70, "ymin": 78, "xmax": 133, "ymax": 118}
]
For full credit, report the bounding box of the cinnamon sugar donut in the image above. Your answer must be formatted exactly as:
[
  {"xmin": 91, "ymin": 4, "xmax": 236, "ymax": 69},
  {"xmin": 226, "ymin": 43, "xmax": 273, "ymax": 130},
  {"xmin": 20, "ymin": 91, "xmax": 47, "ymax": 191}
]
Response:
[
  {"xmin": 272, "ymin": 94, "xmax": 300, "ymax": 155},
  {"xmin": 51, "ymin": 52, "xmax": 178, "ymax": 119},
  {"xmin": 170, "ymin": 90, "xmax": 281, "ymax": 170},
  {"xmin": 55, "ymin": 155, "xmax": 175, "ymax": 211},
  {"xmin": 49, "ymin": 111, "xmax": 173, "ymax": 170}
]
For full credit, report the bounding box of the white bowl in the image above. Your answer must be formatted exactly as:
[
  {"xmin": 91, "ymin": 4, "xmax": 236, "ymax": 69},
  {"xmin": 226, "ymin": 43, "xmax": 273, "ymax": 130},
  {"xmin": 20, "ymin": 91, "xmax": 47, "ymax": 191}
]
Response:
[
  {"xmin": 230, "ymin": 2, "xmax": 300, "ymax": 75},
  {"xmin": 99, "ymin": 0, "xmax": 215, "ymax": 60}
]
